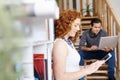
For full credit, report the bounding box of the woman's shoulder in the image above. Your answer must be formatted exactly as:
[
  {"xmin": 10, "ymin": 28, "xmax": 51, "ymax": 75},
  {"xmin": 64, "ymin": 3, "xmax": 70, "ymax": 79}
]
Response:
[
  {"xmin": 53, "ymin": 38, "xmax": 66, "ymax": 46},
  {"xmin": 54, "ymin": 38, "xmax": 63, "ymax": 41},
  {"xmin": 52, "ymin": 38, "xmax": 68, "ymax": 55}
]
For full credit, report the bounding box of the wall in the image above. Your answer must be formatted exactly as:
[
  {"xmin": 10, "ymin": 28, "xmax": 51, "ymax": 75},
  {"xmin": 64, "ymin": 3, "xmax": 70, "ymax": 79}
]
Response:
[{"xmin": 109, "ymin": 0, "xmax": 120, "ymax": 21}]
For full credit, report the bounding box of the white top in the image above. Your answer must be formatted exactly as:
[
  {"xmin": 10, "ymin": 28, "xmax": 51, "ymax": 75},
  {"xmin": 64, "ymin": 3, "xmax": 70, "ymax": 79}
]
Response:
[{"xmin": 54, "ymin": 39, "xmax": 80, "ymax": 72}]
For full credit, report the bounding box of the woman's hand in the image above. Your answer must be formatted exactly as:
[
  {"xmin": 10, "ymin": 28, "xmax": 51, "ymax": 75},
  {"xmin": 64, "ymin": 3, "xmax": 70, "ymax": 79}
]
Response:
[{"xmin": 85, "ymin": 60, "xmax": 105, "ymax": 75}]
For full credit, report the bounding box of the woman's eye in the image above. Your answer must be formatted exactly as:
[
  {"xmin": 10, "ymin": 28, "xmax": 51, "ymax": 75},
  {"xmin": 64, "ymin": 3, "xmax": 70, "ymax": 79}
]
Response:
[{"xmin": 74, "ymin": 25, "xmax": 77, "ymax": 27}]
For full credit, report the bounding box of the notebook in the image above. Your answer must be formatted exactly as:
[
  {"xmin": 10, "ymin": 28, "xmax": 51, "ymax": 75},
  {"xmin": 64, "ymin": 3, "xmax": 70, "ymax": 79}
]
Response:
[{"xmin": 98, "ymin": 36, "xmax": 118, "ymax": 49}]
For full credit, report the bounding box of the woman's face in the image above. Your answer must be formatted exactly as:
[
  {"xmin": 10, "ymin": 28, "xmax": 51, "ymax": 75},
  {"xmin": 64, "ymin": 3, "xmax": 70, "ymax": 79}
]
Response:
[{"xmin": 68, "ymin": 18, "xmax": 81, "ymax": 37}]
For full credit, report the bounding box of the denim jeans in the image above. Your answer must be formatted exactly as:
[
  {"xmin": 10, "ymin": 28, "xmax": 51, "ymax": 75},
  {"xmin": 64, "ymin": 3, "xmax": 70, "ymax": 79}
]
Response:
[
  {"xmin": 79, "ymin": 50, "xmax": 115, "ymax": 77},
  {"xmin": 79, "ymin": 77, "xmax": 84, "ymax": 80}
]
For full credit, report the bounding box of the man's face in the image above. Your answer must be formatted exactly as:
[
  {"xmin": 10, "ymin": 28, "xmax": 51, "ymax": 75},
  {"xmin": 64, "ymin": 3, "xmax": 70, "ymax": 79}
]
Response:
[{"xmin": 91, "ymin": 23, "xmax": 102, "ymax": 34}]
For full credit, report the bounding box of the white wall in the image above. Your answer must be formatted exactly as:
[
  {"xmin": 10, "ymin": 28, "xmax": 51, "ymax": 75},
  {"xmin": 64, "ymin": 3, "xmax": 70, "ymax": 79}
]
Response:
[{"xmin": 109, "ymin": 0, "xmax": 120, "ymax": 21}]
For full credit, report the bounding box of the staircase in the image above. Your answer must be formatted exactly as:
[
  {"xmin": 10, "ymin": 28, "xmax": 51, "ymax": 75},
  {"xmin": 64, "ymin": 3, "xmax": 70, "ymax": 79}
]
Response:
[{"xmin": 74, "ymin": 16, "xmax": 109, "ymax": 80}]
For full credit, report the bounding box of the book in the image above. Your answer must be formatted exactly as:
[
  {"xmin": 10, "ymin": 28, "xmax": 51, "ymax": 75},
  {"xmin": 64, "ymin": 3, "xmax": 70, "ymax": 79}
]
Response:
[{"xmin": 34, "ymin": 54, "xmax": 47, "ymax": 80}]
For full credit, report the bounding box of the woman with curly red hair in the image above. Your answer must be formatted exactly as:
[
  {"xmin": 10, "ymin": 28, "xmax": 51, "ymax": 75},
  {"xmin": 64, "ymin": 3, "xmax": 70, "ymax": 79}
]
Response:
[{"xmin": 52, "ymin": 9, "xmax": 105, "ymax": 80}]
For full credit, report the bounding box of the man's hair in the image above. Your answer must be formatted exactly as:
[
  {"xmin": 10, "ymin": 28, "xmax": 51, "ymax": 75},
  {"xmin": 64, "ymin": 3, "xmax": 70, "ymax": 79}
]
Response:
[{"xmin": 90, "ymin": 18, "xmax": 102, "ymax": 26}]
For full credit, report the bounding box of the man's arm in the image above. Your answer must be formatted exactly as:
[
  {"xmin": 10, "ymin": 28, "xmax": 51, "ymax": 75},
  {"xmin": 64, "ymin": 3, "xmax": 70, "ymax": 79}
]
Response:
[
  {"xmin": 81, "ymin": 45, "xmax": 98, "ymax": 51},
  {"xmin": 81, "ymin": 46, "xmax": 91, "ymax": 51},
  {"xmin": 79, "ymin": 31, "xmax": 92, "ymax": 51},
  {"xmin": 79, "ymin": 32, "xmax": 87, "ymax": 50}
]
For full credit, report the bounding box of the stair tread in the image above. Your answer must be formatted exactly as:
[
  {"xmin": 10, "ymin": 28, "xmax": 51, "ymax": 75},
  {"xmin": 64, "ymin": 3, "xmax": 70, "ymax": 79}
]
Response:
[
  {"xmin": 82, "ymin": 16, "xmax": 98, "ymax": 19},
  {"xmin": 87, "ymin": 76, "xmax": 108, "ymax": 79},
  {"xmin": 81, "ymin": 21, "xmax": 91, "ymax": 24},
  {"xmin": 82, "ymin": 26, "xmax": 90, "ymax": 30},
  {"xmin": 95, "ymin": 70, "xmax": 108, "ymax": 73}
]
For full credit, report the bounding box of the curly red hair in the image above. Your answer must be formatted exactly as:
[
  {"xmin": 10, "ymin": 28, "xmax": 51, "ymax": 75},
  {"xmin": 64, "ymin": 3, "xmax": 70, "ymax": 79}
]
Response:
[{"xmin": 54, "ymin": 9, "xmax": 81, "ymax": 43}]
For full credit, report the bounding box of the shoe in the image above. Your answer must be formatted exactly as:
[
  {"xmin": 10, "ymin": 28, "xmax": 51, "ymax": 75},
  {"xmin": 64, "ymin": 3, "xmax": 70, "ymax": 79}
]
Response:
[{"xmin": 108, "ymin": 76, "xmax": 116, "ymax": 80}]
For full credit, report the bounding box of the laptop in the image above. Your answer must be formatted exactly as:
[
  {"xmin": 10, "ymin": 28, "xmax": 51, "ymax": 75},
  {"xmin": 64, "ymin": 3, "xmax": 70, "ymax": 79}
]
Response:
[{"xmin": 98, "ymin": 36, "xmax": 118, "ymax": 49}]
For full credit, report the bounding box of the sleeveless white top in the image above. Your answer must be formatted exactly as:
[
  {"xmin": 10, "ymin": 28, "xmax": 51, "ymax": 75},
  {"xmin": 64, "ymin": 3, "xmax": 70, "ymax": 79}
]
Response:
[{"xmin": 54, "ymin": 39, "xmax": 80, "ymax": 72}]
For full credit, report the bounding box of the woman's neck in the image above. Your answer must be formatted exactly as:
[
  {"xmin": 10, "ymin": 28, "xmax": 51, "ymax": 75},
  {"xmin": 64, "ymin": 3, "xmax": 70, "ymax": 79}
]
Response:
[
  {"xmin": 62, "ymin": 36, "xmax": 73, "ymax": 48},
  {"xmin": 63, "ymin": 35, "xmax": 69, "ymax": 41}
]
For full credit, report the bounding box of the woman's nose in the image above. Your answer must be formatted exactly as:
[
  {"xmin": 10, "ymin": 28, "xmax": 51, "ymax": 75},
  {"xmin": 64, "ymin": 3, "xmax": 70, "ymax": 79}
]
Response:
[{"xmin": 77, "ymin": 26, "xmax": 80, "ymax": 31}]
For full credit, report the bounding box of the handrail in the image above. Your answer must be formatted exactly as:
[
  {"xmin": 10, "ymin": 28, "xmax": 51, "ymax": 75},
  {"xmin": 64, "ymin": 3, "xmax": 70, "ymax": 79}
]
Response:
[
  {"xmin": 96, "ymin": 1, "xmax": 120, "ymax": 78},
  {"xmin": 106, "ymin": 0, "xmax": 120, "ymax": 25},
  {"xmin": 96, "ymin": 0, "xmax": 120, "ymax": 33}
]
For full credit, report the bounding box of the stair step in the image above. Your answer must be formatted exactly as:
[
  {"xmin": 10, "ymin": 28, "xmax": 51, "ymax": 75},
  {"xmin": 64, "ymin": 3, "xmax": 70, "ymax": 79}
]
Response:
[
  {"xmin": 99, "ymin": 65, "xmax": 108, "ymax": 70},
  {"xmin": 81, "ymin": 16, "xmax": 99, "ymax": 31},
  {"xmin": 81, "ymin": 21, "xmax": 91, "ymax": 24},
  {"xmin": 82, "ymin": 16, "xmax": 98, "ymax": 19},
  {"xmin": 82, "ymin": 25, "xmax": 90, "ymax": 30},
  {"xmin": 95, "ymin": 70, "xmax": 108, "ymax": 74},
  {"xmin": 87, "ymin": 76, "xmax": 108, "ymax": 79}
]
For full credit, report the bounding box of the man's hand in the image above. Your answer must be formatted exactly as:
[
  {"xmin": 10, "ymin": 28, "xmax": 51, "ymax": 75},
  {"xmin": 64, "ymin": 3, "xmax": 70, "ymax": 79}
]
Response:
[
  {"xmin": 101, "ymin": 48, "xmax": 112, "ymax": 52},
  {"xmin": 89, "ymin": 45, "xmax": 98, "ymax": 51}
]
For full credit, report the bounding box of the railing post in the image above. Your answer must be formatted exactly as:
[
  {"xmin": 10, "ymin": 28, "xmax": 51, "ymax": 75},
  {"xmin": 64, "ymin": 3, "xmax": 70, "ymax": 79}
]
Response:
[
  {"xmin": 93, "ymin": 0, "xmax": 98, "ymax": 16},
  {"xmin": 107, "ymin": 9, "xmax": 112, "ymax": 35},
  {"xmin": 118, "ymin": 32, "xmax": 120, "ymax": 71},
  {"xmin": 80, "ymin": 0, "xmax": 83, "ymax": 16},
  {"xmin": 66, "ymin": 0, "xmax": 69, "ymax": 9},
  {"xmin": 59, "ymin": 0, "xmax": 64, "ymax": 12}
]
